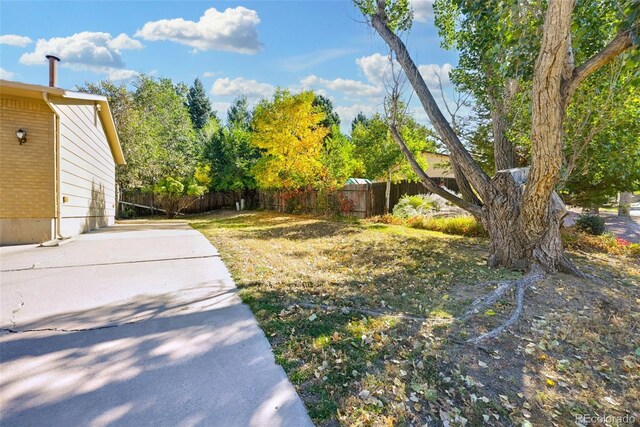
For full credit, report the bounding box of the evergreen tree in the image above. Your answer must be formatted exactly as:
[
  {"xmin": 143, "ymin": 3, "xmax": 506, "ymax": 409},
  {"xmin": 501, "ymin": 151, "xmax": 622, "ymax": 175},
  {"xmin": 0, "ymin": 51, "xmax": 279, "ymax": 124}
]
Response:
[
  {"xmin": 187, "ymin": 77, "xmax": 213, "ymax": 130},
  {"xmin": 350, "ymin": 111, "xmax": 369, "ymax": 133},
  {"xmin": 312, "ymin": 94, "xmax": 340, "ymax": 131},
  {"xmin": 227, "ymin": 96, "xmax": 252, "ymax": 130}
]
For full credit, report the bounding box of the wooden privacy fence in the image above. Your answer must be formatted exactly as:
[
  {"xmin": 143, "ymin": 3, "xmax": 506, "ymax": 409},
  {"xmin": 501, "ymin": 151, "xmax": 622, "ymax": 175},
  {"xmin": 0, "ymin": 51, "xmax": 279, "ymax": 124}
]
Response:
[
  {"xmin": 119, "ymin": 191, "xmax": 256, "ymax": 217},
  {"xmin": 119, "ymin": 179, "xmax": 459, "ymax": 218},
  {"xmin": 259, "ymin": 178, "xmax": 459, "ymax": 218}
]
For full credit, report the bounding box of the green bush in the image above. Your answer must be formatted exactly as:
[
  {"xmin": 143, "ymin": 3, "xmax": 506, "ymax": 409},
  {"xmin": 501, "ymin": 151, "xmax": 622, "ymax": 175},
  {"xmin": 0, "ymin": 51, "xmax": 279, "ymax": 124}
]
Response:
[
  {"xmin": 407, "ymin": 216, "xmax": 487, "ymax": 237},
  {"xmin": 392, "ymin": 194, "xmax": 439, "ymax": 218},
  {"xmin": 575, "ymin": 213, "xmax": 605, "ymax": 235}
]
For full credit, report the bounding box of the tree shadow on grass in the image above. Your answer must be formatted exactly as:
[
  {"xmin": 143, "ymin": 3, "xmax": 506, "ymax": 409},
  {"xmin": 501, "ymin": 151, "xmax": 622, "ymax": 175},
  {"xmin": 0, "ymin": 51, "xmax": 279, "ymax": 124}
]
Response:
[{"xmin": 242, "ymin": 265, "xmax": 639, "ymax": 425}]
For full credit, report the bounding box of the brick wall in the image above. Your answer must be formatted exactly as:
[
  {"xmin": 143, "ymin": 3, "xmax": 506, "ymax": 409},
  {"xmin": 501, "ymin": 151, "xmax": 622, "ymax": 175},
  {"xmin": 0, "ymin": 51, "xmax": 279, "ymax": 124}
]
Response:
[{"xmin": 0, "ymin": 95, "xmax": 55, "ymax": 219}]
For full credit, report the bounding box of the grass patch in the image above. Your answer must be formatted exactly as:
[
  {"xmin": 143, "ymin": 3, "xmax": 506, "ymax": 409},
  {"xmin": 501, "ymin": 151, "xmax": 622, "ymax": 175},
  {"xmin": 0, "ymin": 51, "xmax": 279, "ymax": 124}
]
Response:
[
  {"xmin": 406, "ymin": 216, "xmax": 487, "ymax": 237},
  {"xmin": 369, "ymin": 214, "xmax": 487, "ymax": 237},
  {"xmin": 190, "ymin": 211, "xmax": 639, "ymax": 426}
]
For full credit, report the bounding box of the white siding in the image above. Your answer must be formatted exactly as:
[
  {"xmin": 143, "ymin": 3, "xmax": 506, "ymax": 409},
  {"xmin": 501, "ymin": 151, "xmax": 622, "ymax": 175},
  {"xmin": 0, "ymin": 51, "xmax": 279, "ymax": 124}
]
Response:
[{"xmin": 50, "ymin": 99, "xmax": 116, "ymax": 236}]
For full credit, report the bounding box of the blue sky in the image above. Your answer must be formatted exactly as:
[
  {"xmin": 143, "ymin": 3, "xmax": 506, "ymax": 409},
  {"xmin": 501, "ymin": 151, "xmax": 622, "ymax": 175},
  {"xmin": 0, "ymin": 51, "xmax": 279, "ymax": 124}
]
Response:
[{"xmin": 0, "ymin": 0, "xmax": 458, "ymax": 131}]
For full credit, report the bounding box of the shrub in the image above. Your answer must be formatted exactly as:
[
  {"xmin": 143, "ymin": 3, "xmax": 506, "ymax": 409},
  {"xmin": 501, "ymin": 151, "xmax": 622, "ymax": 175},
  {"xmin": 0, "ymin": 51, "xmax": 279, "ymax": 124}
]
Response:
[
  {"xmin": 407, "ymin": 216, "xmax": 487, "ymax": 237},
  {"xmin": 119, "ymin": 205, "xmax": 137, "ymax": 219},
  {"xmin": 629, "ymin": 243, "xmax": 640, "ymax": 258},
  {"xmin": 562, "ymin": 227, "xmax": 638, "ymax": 257},
  {"xmin": 575, "ymin": 213, "xmax": 605, "ymax": 235},
  {"xmin": 393, "ymin": 194, "xmax": 440, "ymax": 218}
]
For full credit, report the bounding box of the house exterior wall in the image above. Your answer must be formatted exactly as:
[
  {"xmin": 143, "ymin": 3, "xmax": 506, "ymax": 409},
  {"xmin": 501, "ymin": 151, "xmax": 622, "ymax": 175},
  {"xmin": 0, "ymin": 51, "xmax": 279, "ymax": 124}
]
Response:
[
  {"xmin": 423, "ymin": 153, "xmax": 455, "ymax": 179},
  {"xmin": 49, "ymin": 98, "xmax": 116, "ymax": 237},
  {"xmin": 0, "ymin": 94, "xmax": 56, "ymax": 245}
]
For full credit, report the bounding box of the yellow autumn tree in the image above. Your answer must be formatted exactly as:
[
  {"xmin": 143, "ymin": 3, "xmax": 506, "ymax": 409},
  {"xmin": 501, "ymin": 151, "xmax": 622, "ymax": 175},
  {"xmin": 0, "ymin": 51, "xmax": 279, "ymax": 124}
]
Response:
[{"xmin": 251, "ymin": 90, "xmax": 328, "ymax": 190}]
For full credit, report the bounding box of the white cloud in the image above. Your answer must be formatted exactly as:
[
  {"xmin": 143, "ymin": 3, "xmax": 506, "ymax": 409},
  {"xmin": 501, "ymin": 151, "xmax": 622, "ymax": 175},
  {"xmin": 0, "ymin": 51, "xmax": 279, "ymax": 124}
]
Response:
[
  {"xmin": 0, "ymin": 67, "xmax": 16, "ymax": 79},
  {"xmin": 355, "ymin": 53, "xmax": 395, "ymax": 86},
  {"xmin": 211, "ymin": 101, "xmax": 232, "ymax": 116},
  {"xmin": 203, "ymin": 71, "xmax": 222, "ymax": 78},
  {"xmin": 418, "ymin": 63, "xmax": 453, "ymax": 88},
  {"xmin": 301, "ymin": 75, "xmax": 382, "ymax": 98},
  {"xmin": 104, "ymin": 68, "xmax": 139, "ymax": 81},
  {"xmin": 356, "ymin": 53, "xmax": 451, "ymax": 90},
  {"xmin": 0, "ymin": 34, "xmax": 33, "ymax": 47},
  {"xmin": 210, "ymin": 77, "xmax": 274, "ymax": 98},
  {"xmin": 108, "ymin": 33, "xmax": 144, "ymax": 50},
  {"xmin": 19, "ymin": 32, "xmax": 141, "ymax": 81},
  {"xmin": 135, "ymin": 7, "xmax": 261, "ymax": 54},
  {"xmin": 410, "ymin": 0, "xmax": 434, "ymax": 23},
  {"xmin": 335, "ymin": 103, "xmax": 379, "ymax": 127}
]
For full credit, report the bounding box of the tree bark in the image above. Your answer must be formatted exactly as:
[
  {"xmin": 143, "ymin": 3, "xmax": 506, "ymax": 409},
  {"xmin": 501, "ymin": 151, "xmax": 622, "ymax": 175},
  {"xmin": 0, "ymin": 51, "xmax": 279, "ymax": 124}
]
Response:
[
  {"xmin": 490, "ymin": 104, "xmax": 518, "ymax": 172},
  {"xmin": 520, "ymin": 0, "xmax": 574, "ymax": 270},
  {"xmin": 618, "ymin": 191, "xmax": 632, "ymax": 217},
  {"xmin": 487, "ymin": 78, "xmax": 519, "ymax": 172},
  {"xmin": 384, "ymin": 170, "xmax": 391, "ymax": 214}
]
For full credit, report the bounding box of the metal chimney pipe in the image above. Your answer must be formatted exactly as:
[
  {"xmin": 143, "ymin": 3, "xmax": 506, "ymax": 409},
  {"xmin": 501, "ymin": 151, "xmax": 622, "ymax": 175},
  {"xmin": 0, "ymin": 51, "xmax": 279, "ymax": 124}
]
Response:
[{"xmin": 45, "ymin": 55, "xmax": 60, "ymax": 87}]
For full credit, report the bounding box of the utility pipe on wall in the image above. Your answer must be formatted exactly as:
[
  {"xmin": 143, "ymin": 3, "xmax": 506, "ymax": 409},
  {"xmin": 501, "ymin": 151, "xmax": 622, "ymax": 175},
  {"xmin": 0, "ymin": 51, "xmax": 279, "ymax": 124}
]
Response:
[{"xmin": 42, "ymin": 91, "xmax": 65, "ymax": 240}]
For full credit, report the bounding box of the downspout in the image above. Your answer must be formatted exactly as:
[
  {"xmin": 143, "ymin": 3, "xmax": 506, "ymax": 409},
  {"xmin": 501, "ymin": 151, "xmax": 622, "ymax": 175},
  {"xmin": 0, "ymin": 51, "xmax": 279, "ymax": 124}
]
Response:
[{"xmin": 42, "ymin": 92, "xmax": 64, "ymax": 240}]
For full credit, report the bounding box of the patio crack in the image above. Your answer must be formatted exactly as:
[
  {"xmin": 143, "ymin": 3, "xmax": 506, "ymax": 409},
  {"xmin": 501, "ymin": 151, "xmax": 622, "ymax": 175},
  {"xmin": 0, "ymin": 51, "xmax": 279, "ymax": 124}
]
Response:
[
  {"xmin": 10, "ymin": 292, "xmax": 25, "ymax": 329},
  {"xmin": 1, "ymin": 318, "xmax": 147, "ymax": 334},
  {"xmin": 1, "ymin": 254, "xmax": 221, "ymax": 273}
]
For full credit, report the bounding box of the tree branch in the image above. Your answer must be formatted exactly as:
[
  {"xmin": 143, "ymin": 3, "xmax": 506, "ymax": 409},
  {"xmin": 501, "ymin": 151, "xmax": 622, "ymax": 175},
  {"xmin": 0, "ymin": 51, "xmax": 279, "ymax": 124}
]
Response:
[
  {"xmin": 522, "ymin": 0, "xmax": 574, "ymax": 236},
  {"xmin": 388, "ymin": 124, "xmax": 483, "ymax": 216},
  {"xmin": 370, "ymin": 2, "xmax": 491, "ymax": 202},
  {"xmin": 562, "ymin": 29, "xmax": 635, "ymax": 108}
]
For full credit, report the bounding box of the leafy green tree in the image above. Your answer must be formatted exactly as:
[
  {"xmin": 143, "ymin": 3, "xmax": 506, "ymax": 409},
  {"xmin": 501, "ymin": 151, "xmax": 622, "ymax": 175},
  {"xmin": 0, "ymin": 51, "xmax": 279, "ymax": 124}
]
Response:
[
  {"xmin": 357, "ymin": 0, "xmax": 638, "ymax": 273},
  {"xmin": 251, "ymin": 89, "xmax": 328, "ymax": 190},
  {"xmin": 352, "ymin": 112, "xmax": 433, "ymax": 212},
  {"xmin": 132, "ymin": 75, "xmax": 199, "ymax": 185},
  {"xmin": 560, "ymin": 63, "xmax": 640, "ymax": 209},
  {"xmin": 205, "ymin": 98, "xmax": 260, "ymax": 202},
  {"xmin": 352, "ymin": 113, "xmax": 432, "ymax": 181},
  {"xmin": 79, "ymin": 77, "xmax": 198, "ymax": 191},
  {"xmin": 227, "ymin": 95, "xmax": 252, "ymax": 130},
  {"xmin": 320, "ymin": 125, "xmax": 363, "ymax": 187},
  {"xmin": 187, "ymin": 77, "xmax": 214, "ymax": 130},
  {"xmin": 434, "ymin": 0, "xmax": 640, "ymax": 210},
  {"xmin": 152, "ymin": 165, "xmax": 211, "ymax": 218}
]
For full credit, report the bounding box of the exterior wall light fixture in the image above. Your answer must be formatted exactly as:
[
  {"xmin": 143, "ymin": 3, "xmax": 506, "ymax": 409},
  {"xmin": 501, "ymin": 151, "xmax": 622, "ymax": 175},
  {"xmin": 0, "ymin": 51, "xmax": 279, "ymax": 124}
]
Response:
[{"xmin": 16, "ymin": 128, "xmax": 27, "ymax": 145}]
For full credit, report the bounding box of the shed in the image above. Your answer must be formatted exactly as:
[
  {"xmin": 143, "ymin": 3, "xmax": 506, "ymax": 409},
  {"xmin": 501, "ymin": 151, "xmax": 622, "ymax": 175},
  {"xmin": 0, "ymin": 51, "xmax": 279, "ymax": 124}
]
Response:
[
  {"xmin": 0, "ymin": 73, "xmax": 125, "ymax": 245},
  {"xmin": 422, "ymin": 152, "xmax": 454, "ymax": 179},
  {"xmin": 345, "ymin": 178, "xmax": 373, "ymax": 185}
]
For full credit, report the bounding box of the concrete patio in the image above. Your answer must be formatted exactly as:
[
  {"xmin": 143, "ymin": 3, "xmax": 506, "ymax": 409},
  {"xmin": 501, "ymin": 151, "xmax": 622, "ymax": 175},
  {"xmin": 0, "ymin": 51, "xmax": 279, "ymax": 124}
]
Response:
[{"xmin": 0, "ymin": 222, "xmax": 313, "ymax": 427}]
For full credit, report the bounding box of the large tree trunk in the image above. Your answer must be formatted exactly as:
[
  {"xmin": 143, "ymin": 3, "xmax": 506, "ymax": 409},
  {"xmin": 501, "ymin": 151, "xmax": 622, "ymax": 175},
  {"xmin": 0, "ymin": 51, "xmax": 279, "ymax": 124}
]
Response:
[
  {"xmin": 521, "ymin": 0, "xmax": 574, "ymax": 241},
  {"xmin": 482, "ymin": 168, "xmax": 566, "ymax": 271},
  {"xmin": 490, "ymin": 107, "xmax": 518, "ymax": 172},
  {"xmin": 384, "ymin": 170, "xmax": 391, "ymax": 214},
  {"xmin": 618, "ymin": 191, "xmax": 632, "ymax": 217}
]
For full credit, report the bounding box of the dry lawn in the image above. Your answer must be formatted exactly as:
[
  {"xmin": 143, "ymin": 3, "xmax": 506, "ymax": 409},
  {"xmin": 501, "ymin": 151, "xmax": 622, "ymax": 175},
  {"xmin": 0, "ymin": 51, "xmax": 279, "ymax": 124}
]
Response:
[{"xmin": 190, "ymin": 211, "xmax": 639, "ymax": 427}]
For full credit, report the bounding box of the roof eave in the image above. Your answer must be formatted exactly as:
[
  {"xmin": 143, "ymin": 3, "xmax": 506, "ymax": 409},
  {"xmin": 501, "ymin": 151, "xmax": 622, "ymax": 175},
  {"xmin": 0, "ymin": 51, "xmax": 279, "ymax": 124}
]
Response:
[{"xmin": 1, "ymin": 79, "xmax": 126, "ymax": 165}]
